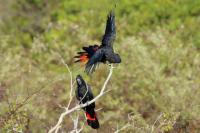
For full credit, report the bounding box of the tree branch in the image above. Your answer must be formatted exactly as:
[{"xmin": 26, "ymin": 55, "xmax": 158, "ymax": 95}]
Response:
[{"xmin": 48, "ymin": 59, "xmax": 114, "ymax": 133}]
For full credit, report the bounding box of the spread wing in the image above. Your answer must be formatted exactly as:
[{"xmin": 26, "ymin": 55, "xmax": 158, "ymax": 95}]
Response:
[
  {"xmin": 102, "ymin": 11, "xmax": 116, "ymax": 47},
  {"xmin": 85, "ymin": 49, "xmax": 104, "ymax": 74}
]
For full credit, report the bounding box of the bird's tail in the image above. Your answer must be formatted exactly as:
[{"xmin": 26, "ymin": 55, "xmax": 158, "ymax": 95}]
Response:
[
  {"xmin": 74, "ymin": 52, "xmax": 89, "ymax": 63},
  {"xmin": 74, "ymin": 45, "xmax": 99, "ymax": 63},
  {"xmin": 85, "ymin": 108, "xmax": 100, "ymax": 129}
]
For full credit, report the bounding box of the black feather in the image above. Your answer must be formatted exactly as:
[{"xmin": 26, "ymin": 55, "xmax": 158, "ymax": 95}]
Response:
[
  {"xmin": 75, "ymin": 75, "xmax": 99, "ymax": 129},
  {"xmin": 102, "ymin": 11, "xmax": 116, "ymax": 47},
  {"xmin": 85, "ymin": 49, "xmax": 104, "ymax": 74}
]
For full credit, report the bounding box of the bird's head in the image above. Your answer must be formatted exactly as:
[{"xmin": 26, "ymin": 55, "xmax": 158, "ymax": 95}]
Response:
[
  {"xmin": 114, "ymin": 54, "xmax": 121, "ymax": 63},
  {"xmin": 76, "ymin": 75, "xmax": 85, "ymax": 86}
]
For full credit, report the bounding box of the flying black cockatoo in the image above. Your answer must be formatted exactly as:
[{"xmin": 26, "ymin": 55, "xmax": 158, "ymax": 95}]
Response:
[
  {"xmin": 76, "ymin": 75, "xmax": 99, "ymax": 129},
  {"xmin": 74, "ymin": 11, "xmax": 121, "ymax": 74}
]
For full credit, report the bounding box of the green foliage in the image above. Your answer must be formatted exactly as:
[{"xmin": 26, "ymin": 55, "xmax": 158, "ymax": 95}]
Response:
[{"xmin": 0, "ymin": 0, "xmax": 200, "ymax": 132}]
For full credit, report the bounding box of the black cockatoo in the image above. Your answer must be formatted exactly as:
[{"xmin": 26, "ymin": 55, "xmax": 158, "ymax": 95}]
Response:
[
  {"xmin": 74, "ymin": 11, "xmax": 121, "ymax": 74},
  {"xmin": 75, "ymin": 75, "xmax": 99, "ymax": 129}
]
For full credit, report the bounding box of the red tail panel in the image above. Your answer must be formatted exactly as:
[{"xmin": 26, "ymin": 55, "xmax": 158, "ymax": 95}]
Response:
[
  {"xmin": 86, "ymin": 112, "xmax": 97, "ymax": 121},
  {"xmin": 74, "ymin": 45, "xmax": 99, "ymax": 63},
  {"xmin": 85, "ymin": 111, "xmax": 100, "ymax": 129},
  {"xmin": 79, "ymin": 54, "xmax": 89, "ymax": 63},
  {"xmin": 74, "ymin": 53, "xmax": 89, "ymax": 63}
]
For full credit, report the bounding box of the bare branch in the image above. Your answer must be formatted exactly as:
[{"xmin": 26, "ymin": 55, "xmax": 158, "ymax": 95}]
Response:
[
  {"xmin": 59, "ymin": 55, "xmax": 74, "ymax": 109},
  {"xmin": 69, "ymin": 113, "xmax": 81, "ymax": 133},
  {"xmin": 55, "ymin": 126, "xmax": 61, "ymax": 133},
  {"xmin": 48, "ymin": 65, "xmax": 114, "ymax": 133}
]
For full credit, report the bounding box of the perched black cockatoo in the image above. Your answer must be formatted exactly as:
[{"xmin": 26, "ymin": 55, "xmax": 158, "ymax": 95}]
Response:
[
  {"xmin": 74, "ymin": 11, "xmax": 121, "ymax": 74},
  {"xmin": 75, "ymin": 75, "xmax": 100, "ymax": 129}
]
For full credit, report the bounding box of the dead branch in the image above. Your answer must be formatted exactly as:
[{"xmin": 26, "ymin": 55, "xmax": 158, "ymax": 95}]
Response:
[{"xmin": 48, "ymin": 60, "xmax": 113, "ymax": 133}]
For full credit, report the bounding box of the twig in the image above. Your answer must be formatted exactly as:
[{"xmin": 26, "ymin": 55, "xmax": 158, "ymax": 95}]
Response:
[
  {"xmin": 114, "ymin": 123, "xmax": 131, "ymax": 133},
  {"xmin": 150, "ymin": 113, "xmax": 163, "ymax": 133},
  {"xmin": 59, "ymin": 55, "xmax": 74, "ymax": 109}
]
